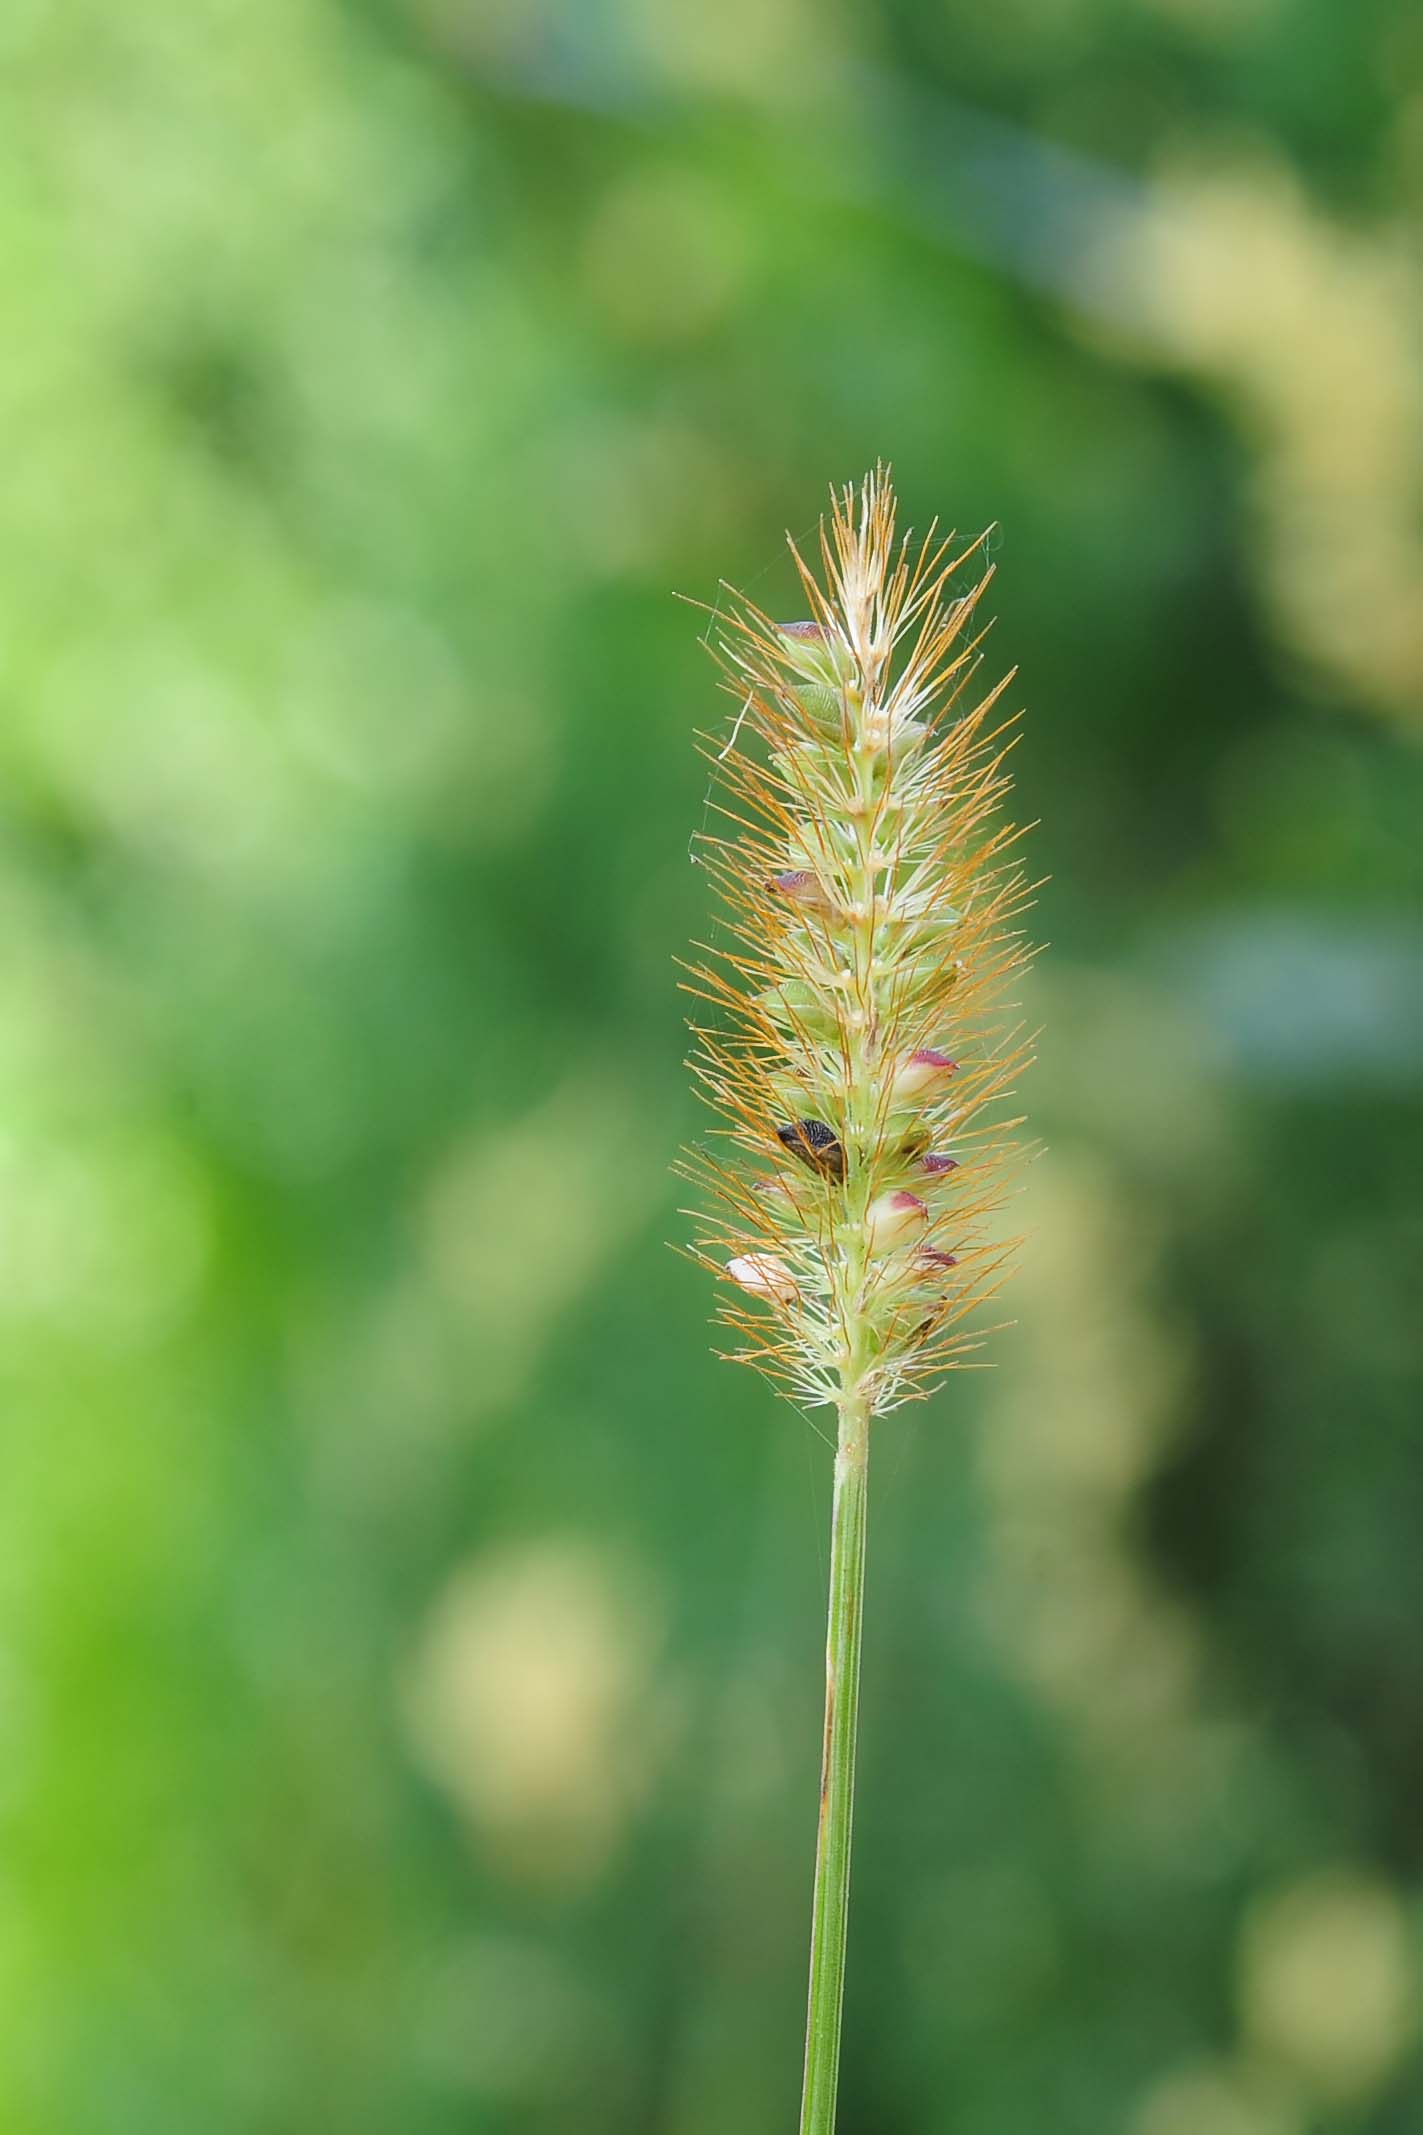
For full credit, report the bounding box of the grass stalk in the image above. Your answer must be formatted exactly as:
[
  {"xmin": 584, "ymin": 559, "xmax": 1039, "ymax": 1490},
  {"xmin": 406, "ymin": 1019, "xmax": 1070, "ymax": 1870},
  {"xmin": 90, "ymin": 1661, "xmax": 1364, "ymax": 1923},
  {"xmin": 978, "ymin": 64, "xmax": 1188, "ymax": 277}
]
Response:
[{"xmin": 798, "ymin": 1390, "xmax": 870, "ymax": 2135}]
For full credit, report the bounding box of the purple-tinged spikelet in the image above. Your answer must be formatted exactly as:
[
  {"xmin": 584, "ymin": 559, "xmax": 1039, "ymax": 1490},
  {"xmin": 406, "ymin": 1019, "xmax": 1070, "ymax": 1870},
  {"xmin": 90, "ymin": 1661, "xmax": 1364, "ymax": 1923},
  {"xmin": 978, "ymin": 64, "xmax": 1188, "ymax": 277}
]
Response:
[{"xmin": 680, "ymin": 468, "xmax": 1035, "ymax": 1414}]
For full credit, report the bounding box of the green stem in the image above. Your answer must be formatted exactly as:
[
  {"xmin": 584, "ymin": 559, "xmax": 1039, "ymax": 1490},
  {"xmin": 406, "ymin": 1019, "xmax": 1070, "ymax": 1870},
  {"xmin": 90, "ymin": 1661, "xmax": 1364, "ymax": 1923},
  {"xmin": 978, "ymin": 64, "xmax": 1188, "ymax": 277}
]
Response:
[{"xmin": 797, "ymin": 1390, "xmax": 870, "ymax": 2135}]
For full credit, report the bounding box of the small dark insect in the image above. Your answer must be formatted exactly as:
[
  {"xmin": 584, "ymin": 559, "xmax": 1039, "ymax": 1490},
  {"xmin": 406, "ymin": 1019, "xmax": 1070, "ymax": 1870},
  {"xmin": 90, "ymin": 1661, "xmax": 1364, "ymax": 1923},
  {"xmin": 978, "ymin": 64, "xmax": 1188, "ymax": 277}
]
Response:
[{"xmin": 776, "ymin": 1117, "xmax": 846, "ymax": 1183}]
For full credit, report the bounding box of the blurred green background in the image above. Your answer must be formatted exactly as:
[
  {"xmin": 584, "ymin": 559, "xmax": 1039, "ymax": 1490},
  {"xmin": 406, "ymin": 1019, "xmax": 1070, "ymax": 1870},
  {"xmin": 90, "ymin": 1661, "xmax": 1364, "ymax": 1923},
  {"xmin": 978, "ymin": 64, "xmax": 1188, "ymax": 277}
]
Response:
[{"xmin": 2, "ymin": 1, "xmax": 1421, "ymax": 2131}]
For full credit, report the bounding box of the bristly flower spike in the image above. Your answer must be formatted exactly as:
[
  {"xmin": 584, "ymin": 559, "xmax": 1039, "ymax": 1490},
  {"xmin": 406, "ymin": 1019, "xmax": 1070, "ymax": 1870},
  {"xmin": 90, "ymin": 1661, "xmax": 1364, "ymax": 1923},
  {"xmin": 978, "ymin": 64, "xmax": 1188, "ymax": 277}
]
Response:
[
  {"xmin": 682, "ymin": 466, "xmax": 1033, "ymax": 1418},
  {"xmin": 678, "ymin": 468, "xmax": 1036, "ymax": 2135}
]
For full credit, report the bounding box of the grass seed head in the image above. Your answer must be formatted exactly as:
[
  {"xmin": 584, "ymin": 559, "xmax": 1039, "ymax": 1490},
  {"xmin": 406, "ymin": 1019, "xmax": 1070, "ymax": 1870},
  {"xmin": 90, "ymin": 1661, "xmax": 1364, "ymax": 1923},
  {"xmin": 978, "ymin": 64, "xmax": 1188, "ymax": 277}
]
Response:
[{"xmin": 683, "ymin": 466, "xmax": 1035, "ymax": 1416}]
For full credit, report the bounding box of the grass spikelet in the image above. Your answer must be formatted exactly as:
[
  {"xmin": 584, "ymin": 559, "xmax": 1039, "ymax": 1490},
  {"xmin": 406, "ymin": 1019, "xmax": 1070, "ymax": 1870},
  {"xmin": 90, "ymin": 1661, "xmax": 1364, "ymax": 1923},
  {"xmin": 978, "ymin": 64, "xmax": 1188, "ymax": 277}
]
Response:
[{"xmin": 682, "ymin": 466, "xmax": 1035, "ymax": 1419}]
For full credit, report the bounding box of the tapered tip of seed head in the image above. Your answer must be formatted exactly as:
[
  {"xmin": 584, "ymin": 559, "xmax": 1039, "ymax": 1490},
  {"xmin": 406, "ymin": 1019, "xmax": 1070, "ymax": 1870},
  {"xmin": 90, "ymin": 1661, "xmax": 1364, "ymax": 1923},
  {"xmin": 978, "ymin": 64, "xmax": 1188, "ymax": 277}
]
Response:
[{"xmin": 921, "ymin": 1153, "xmax": 960, "ymax": 1176}]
